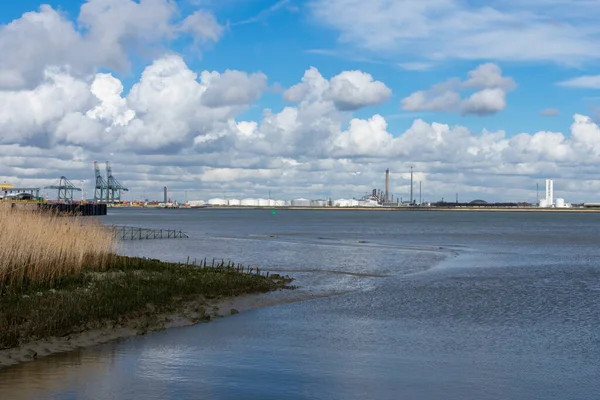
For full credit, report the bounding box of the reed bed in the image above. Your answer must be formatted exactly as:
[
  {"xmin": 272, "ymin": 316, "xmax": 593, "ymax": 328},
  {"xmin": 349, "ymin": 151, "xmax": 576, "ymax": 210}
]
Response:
[
  {"xmin": 0, "ymin": 206, "xmax": 115, "ymax": 289},
  {"xmin": 0, "ymin": 256, "xmax": 294, "ymax": 349},
  {"xmin": 0, "ymin": 207, "xmax": 294, "ymax": 350}
]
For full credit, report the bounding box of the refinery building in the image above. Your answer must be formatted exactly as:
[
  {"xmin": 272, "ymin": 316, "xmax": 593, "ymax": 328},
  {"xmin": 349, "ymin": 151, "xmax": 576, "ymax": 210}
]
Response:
[{"xmin": 539, "ymin": 179, "xmax": 571, "ymax": 208}]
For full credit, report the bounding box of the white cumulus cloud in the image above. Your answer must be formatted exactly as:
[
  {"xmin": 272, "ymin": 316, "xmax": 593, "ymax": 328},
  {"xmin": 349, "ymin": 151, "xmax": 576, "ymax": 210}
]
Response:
[
  {"xmin": 401, "ymin": 63, "xmax": 516, "ymax": 116},
  {"xmin": 0, "ymin": 0, "xmax": 224, "ymax": 89},
  {"xmin": 461, "ymin": 88, "xmax": 506, "ymax": 116},
  {"xmin": 201, "ymin": 70, "xmax": 267, "ymax": 107},
  {"xmin": 326, "ymin": 70, "xmax": 392, "ymax": 110},
  {"xmin": 284, "ymin": 67, "xmax": 391, "ymax": 111}
]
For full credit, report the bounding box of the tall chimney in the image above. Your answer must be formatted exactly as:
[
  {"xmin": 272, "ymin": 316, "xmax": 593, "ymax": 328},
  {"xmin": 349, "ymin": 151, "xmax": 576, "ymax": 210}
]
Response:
[
  {"xmin": 385, "ymin": 168, "xmax": 389, "ymax": 203},
  {"xmin": 545, "ymin": 179, "xmax": 553, "ymax": 206},
  {"xmin": 164, "ymin": 186, "xmax": 168, "ymax": 204},
  {"xmin": 410, "ymin": 166, "xmax": 414, "ymax": 204}
]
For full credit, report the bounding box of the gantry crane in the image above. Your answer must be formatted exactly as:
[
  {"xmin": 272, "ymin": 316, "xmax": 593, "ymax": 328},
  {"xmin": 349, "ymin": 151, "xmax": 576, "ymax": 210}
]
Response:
[
  {"xmin": 94, "ymin": 161, "xmax": 109, "ymax": 202},
  {"xmin": 105, "ymin": 161, "xmax": 128, "ymax": 203},
  {"xmin": 45, "ymin": 176, "xmax": 81, "ymax": 202}
]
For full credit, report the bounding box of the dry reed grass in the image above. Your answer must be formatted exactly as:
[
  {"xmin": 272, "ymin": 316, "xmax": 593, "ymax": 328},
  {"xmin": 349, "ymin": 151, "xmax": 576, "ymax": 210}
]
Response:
[
  {"xmin": 0, "ymin": 205, "xmax": 115, "ymax": 287},
  {"xmin": 0, "ymin": 204, "xmax": 295, "ymax": 350}
]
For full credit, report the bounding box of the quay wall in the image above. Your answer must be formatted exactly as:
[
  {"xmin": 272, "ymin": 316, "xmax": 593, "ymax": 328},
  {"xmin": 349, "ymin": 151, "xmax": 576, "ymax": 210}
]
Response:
[{"xmin": 2, "ymin": 201, "xmax": 107, "ymax": 216}]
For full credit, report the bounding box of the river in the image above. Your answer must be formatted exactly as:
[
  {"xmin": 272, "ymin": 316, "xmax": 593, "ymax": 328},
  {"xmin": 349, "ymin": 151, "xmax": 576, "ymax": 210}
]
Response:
[{"xmin": 1, "ymin": 209, "xmax": 598, "ymax": 399}]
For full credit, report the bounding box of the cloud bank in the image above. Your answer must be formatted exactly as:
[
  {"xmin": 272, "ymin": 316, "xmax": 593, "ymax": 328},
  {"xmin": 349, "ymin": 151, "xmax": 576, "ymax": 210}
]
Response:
[{"xmin": 2, "ymin": 0, "xmax": 600, "ymax": 203}]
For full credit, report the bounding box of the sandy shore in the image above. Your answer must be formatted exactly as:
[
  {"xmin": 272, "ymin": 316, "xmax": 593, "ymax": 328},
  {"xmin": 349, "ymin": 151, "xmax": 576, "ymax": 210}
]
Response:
[{"xmin": 0, "ymin": 287, "xmax": 340, "ymax": 369}]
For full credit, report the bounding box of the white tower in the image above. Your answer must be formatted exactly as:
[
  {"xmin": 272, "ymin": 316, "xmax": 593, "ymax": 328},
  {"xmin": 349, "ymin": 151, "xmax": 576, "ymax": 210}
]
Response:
[{"xmin": 545, "ymin": 179, "xmax": 554, "ymax": 207}]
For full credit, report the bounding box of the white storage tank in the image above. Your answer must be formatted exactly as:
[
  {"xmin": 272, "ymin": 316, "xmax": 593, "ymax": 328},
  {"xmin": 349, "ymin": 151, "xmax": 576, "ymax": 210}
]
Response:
[
  {"xmin": 208, "ymin": 198, "xmax": 227, "ymax": 206},
  {"xmin": 228, "ymin": 199, "xmax": 241, "ymax": 206},
  {"xmin": 241, "ymin": 198, "xmax": 258, "ymax": 206},
  {"xmin": 188, "ymin": 200, "xmax": 206, "ymax": 207},
  {"xmin": 311, "ymin": 200, "xmax": 327, "ymax": 207},
  {"xmin": 334, "ymin": 199, "xmax": 350, "ymax": 207},
  {"xmin": 555, "ymin": 198, "xmax": 566, "ymax": 208},
  {"xmin": 258, "ymin": 198, "xmax": 270, "ymax": 206},
  {"xmin": 291, "ymin": 198, "xmax": 311, "ymax": 207},
  {"xmin": 349, "ymin": 199, "xmax": 360, "ymax": 207}
]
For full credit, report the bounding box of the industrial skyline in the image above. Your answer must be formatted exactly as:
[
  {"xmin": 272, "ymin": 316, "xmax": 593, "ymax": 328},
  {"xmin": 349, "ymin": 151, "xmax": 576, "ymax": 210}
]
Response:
[{"xmin": 0, "ymin": 164, "xmax": 587, "ymax": 208}]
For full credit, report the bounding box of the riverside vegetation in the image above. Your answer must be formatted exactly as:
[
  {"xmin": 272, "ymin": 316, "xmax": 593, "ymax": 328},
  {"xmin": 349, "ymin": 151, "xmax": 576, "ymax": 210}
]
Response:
[{"xmin": 0, "ymin": 206, "xmax": 294, "ymax": 351}]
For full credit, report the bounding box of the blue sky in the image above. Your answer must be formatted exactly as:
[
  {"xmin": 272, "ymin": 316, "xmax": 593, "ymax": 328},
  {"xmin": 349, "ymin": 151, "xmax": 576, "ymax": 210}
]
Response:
[
  {"xmin": 3, "ymin": 0, "xmax": 595, "ymax": 136},
  {"xmin": 3, "ymin": 0, "xmax": 600, "ymax": 203}
]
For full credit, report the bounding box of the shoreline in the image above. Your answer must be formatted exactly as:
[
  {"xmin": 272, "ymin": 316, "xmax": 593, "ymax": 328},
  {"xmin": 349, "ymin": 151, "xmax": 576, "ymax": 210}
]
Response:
[
  {"xmin": 127, "ymin": 206, "xmax": 600, "ymax": 213},
  {"xmin": 0, "ymin": 286, "xmax": 340, "ymax": 369}
]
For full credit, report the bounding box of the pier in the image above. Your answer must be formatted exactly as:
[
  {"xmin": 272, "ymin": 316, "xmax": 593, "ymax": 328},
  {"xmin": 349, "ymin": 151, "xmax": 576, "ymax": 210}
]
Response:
[
  {"xmin": 3, "ymin": 201, "xmax": 108, "ymax": 216},
  {"xmin": 38, "ymin": 203, "xmax": 107, "ymax": 216},
  {"xmin": 112, "ymin": 226, "xmax": 189, "ymax": 240}
]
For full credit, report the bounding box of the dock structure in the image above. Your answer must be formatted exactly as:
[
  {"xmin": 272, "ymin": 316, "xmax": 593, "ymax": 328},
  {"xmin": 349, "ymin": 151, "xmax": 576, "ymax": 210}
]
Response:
[
  {"xmin": 39, "ymin": 203, "xmax": 107, "ymax": 216},
  {"xmin": 112, "ymin": 226, "xmax": 189, "ymax": 240}
]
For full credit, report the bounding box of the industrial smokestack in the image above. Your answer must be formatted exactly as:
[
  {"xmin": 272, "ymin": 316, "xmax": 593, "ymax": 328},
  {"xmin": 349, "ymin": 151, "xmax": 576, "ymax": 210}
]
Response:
[
  {"xmin": 410, "ymin": 166, "xmax": 414, "ymax": 204},
  {"xmin": 164, "ymin": 186, "xmax": 168, "ymax": 204},
  {"xmin": 545, "ymin": 179, "xmax": 553, "ymax": 206},
  {"xmin": 385, "ymin": 168, "xmax": 389, "ymax": 203}
]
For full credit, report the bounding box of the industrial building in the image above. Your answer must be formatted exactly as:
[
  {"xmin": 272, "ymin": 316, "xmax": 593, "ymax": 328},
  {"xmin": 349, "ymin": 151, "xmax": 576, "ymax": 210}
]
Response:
[
  {"xmin": 188, "ymin": 198, "xmax": 382, "ymax": 208},
  {"xmin": 185, "ymin": 168, "xmax": 405, "ymax": 208},
  {"xmin": 539, "ymin": 179, "xmax": 571, "ymax": 208}
]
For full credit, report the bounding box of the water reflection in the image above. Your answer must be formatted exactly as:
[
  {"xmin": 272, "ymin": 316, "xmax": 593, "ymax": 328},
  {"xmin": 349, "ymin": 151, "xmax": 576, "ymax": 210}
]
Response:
[
  {"xmin": 1, "ymin": 210, "xmax": 599, "ymax": 400},
  {"xmin": 0, "ymin": 346, "xmax": 118, "ymax": 399}
]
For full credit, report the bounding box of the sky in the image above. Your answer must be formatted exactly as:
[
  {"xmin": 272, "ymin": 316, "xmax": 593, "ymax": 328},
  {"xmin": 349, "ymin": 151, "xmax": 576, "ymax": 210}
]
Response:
[{"xmin": 2, "ymin": 0, "xmax": 600, "ymax": 203}]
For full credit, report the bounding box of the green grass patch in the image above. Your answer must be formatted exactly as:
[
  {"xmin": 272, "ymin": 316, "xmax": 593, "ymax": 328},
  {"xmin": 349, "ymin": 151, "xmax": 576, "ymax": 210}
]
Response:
[{"xmin": 0, "ymin": 256, "xmax": 294, "ymax": 350}]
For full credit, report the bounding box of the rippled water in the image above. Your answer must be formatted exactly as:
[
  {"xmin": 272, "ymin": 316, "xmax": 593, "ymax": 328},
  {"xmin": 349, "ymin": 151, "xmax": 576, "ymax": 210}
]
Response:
[{"xmin": 1, "ymin": 209, "xmax": 599, "ymax": 400}]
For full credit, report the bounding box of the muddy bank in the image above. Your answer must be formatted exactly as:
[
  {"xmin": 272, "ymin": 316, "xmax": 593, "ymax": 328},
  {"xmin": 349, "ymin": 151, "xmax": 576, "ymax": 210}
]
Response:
[
  {"xmin": 1, "ymin": 256, "xmax": 296, "ymax": 368},
  {"xmin": 0, "ymin": 287, "xmax": 346, "ymax": 369}
]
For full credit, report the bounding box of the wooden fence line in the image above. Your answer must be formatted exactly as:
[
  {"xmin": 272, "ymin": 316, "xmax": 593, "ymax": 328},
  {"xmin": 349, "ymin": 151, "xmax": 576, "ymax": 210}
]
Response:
[{"xmin": 111, "ymin": 226, "xmax": 189, "ymax": 240}]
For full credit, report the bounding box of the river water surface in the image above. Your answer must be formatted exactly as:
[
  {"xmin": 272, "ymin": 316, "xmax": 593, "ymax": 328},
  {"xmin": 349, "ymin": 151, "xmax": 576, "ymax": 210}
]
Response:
[{"xmin": 1, "ymin": 209, "xmax": 599, "ymax": 399}]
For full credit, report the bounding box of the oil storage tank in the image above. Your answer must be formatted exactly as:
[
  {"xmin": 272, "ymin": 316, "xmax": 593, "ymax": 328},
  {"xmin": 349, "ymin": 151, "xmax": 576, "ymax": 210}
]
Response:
[
  {"xmin": 258, "ymin": 198, "xmax": 270, "ymax": 206},
  {"xmin": 334, "ymin": 199, "xmax": 350, "ymax": 207},
  {"xmin": 208, "ymin": 198, "xmax": 227, "ymax": 206},
  {"xmin": 241, "ymin": 198, "xmax": 258, "ymax": 206},
  {"xmin": 291, "ymin": 198, "xmax": 311, "ymax": 207},
  {"xmin": 228, "ymin": 199, "xmax": 241, "ymax": 206}
]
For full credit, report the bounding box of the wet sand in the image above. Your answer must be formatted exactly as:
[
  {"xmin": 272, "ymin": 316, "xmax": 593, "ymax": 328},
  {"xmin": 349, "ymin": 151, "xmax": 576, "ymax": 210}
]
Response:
[{"xmin": 0, "ymin": 287, "xmax": 342, "ymax": 369}]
